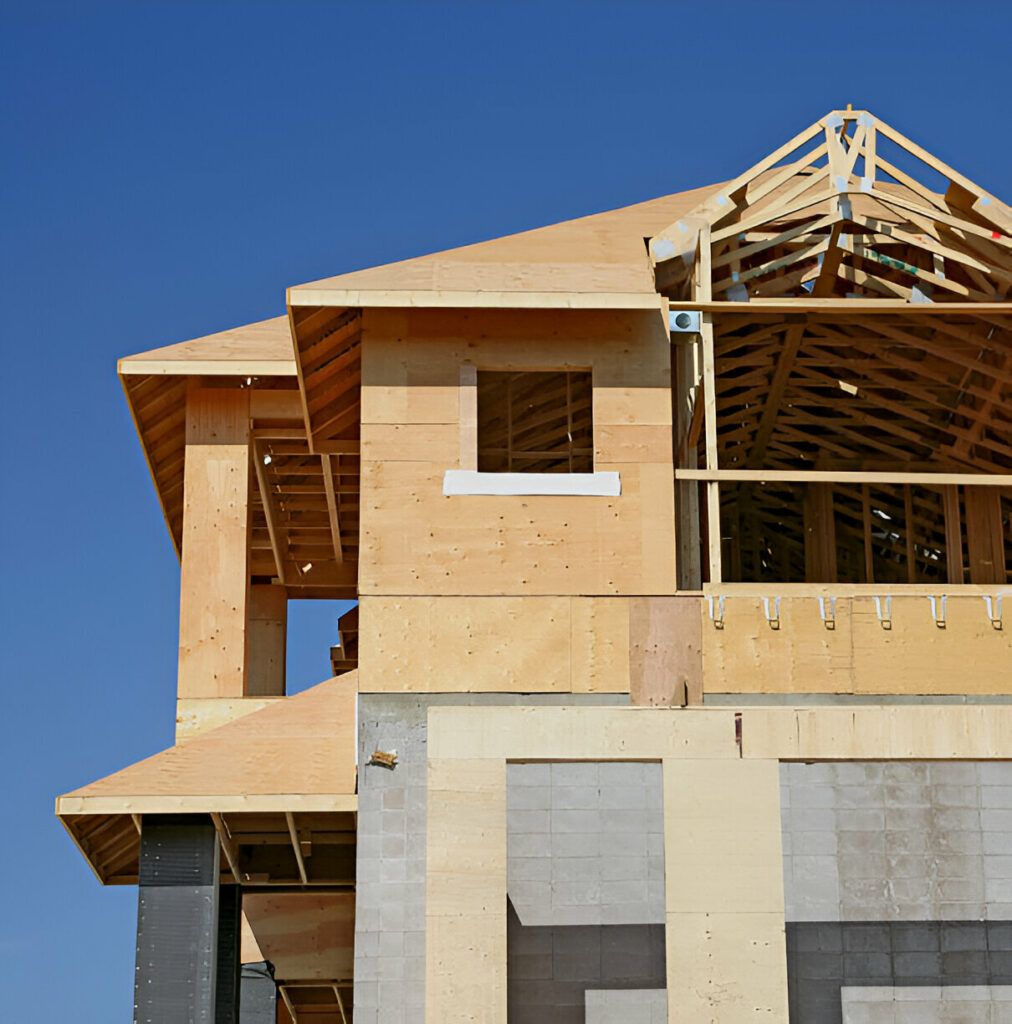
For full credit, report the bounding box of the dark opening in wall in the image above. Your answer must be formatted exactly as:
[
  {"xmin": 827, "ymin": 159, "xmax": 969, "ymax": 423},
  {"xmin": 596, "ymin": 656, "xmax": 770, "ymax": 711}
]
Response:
[{"xmin": 477, "ymin": 370, "xmax": 593, "ymax": 473}]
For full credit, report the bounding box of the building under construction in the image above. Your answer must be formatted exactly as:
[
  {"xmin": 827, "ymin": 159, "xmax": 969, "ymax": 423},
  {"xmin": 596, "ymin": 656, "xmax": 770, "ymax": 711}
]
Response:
[{"xmin": 57, "ymin": 110, "xmax": 1012, "ymax": 1023}]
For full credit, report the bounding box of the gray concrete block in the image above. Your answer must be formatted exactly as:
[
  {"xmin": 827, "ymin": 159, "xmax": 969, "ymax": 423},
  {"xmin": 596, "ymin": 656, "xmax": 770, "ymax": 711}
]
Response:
[{"xmin": 508, "ymin": 809, "xmax": 551, "ymax": 834}]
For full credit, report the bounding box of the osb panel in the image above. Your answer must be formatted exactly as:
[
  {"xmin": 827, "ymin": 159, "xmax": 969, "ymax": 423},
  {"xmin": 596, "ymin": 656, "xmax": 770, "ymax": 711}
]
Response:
[
  {"xmin": 701, "ymin": 596, "xmax": 1012, "ymax": 696},
  {"xmin": 358, "ymin": 307, "xmax": 675, "ymax": 597},
  {"xmin": 243, "ymin": 892, "xmax": 355, "ymax": 982}
]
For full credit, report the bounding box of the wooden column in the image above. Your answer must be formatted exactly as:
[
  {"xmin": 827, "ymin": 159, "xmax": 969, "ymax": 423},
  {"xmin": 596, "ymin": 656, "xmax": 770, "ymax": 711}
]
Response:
[
  {"xmin": 674, "ymin": 339, "xmax": 702, "ymax": 589},
  {"xmin": 803, "ymin": 483, "xmax": 837, "ymax": 582},
  {"xmin": 246, "ymin": 585, "xmax": 287, "ymax": 697},
  {"xmin": 178, "ymin": 385, "xmax": 251, "ymax": 699}
]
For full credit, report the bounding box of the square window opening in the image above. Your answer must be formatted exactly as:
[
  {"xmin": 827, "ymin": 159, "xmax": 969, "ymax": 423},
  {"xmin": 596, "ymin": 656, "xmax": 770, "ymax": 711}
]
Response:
[{"xmin": 477, "ymin": 370, "xmax": 593, "ymax": 473}]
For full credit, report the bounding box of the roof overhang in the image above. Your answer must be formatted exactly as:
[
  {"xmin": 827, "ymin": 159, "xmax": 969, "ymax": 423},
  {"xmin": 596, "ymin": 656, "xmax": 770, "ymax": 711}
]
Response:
[
  {"xmin": 56, "ymin": 676, "xmax": 358, "ymax": 885},
  {"xmin": 287, "ymin": 286, "xmax": 666, "ymax": 310}
]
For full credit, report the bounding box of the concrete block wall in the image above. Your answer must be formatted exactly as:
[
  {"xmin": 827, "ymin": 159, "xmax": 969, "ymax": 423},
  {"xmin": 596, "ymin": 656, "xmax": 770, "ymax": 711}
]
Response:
[
  {"xmin": 781, "ymin": 762, "xmax": 1012, "ymax": 1023},
  {"xmin": 353, "ymin": 693, "xmax": 626, "ymax": 1024},
  {"xmin": 506, "ymin": 761, "xmax": 667, "ymax": 1024}
]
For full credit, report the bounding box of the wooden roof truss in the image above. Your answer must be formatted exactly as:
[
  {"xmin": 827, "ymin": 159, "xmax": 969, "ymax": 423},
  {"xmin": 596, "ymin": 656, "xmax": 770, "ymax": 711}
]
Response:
[{"xmin": 656, "ymin": 111, "xmax": 1011, "ymax": 588}]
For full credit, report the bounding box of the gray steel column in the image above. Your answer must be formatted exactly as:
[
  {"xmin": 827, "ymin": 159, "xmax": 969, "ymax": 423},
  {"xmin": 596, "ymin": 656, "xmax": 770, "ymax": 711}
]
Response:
[{"xmin": 134, "ymin": 815, "xmax": 237, "ymax": 1024}]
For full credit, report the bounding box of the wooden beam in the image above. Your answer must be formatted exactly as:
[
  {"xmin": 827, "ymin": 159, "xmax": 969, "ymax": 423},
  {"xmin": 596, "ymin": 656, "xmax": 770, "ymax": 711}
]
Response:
[
  {"xmin": 320, "ymin": 454, "xmax": 344, "ymax": 564},
  {"xmin": 285, "ymin": 811, "xmax": 309, "ymax": 885},
  {"xmin": 676, "ymin": 469, "xmax": 1012, "ymax": 486},
  {"xmin": 252, "ymin": 439, "xmax": 289, "ymax": 586},
  {"xmin": 211, "ymin": 812, "xmax": 244, "ymax": 883},
  {"xmin": 745, "ymin": 321, "xmax": 805, "ymax": 467}
]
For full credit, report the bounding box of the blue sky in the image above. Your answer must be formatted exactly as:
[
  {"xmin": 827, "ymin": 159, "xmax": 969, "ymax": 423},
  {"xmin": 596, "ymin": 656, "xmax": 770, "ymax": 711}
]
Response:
[{"xmin": 1, "ymin": 1, "xmax": 1008, "ymax": 1018}]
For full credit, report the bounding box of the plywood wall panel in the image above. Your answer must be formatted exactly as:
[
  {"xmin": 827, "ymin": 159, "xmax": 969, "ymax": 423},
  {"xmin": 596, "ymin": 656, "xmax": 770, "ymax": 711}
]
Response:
[
  {"xmin": 570, "ymin": 597, "xmax": 631, "ymax": 692},
  {"xmin": 359, "ymin": 307, "xmax": 675, "ymax": 597},
  {"xmin": 358, "ymin": 596, "xmax": 573, "ymax": 692},
  {"xmin": 359, "ymin": 462, "xmax": 675, "ymax": 595},
  {"xmin": 702, "ymin": 595, "xmax": 1012, "ymax": 696},
  {"xmin": 177, "ymin": 386, "xmax": 251, "ymax": 699},
  {"xmin": 629, "ymin": 596, "xmax": 703, "ymax": 706}
]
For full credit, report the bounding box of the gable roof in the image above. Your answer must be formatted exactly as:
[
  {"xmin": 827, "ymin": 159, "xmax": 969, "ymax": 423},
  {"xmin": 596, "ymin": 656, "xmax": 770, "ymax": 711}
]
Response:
[
  {"xmin": 288, "ymin": 182, "xmax": 721, "ymax": 309},
  {"xmin": 118, "ymin": 315, "xmax": 296, "ymax": 377}
]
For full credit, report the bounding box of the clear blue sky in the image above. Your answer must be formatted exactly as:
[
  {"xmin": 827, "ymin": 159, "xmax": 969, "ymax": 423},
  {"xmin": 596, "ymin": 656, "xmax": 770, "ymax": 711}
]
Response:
[{"xmin": 1, "ymin": 1, "xmax": 1008, "ymax": 1018}]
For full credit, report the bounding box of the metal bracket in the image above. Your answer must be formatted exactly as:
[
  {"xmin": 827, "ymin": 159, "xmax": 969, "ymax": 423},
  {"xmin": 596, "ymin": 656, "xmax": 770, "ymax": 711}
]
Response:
[
  {"xmin": 817, "ymin": 596, "xmax": 837, "ymax": 630},
  {"xmin": 873, "ymin": 596, "xmax": 892, "ymax": 630},
  {"xmin": 762, "ymin": 596, "xmax": 781, "ymax": 630},
  {"xmin": 984, "ymin": 595, "xmax": 1003, "ymax": 630},
  {"xmin": 928, "ymin": 595, "xmax": 947, "ymax": 629},
  {"xmin": 669, "ymin": 309, "xmax": 701, "ymax": 333},
  {"xmin": 707, "ymin": 595, "xmax": 725, "ymax": 630}
]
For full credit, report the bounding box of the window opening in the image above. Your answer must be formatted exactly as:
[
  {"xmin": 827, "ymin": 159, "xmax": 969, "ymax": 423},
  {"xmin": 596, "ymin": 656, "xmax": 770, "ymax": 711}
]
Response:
[{"xmin": 477, "ymin": 370, "xmax": 593, "ymax": 473}]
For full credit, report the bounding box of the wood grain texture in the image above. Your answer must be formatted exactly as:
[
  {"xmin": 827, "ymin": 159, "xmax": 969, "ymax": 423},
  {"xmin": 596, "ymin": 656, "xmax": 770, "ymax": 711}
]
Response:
[
  {"xmin": 243, "ymin": 892, "xmax": 355, "ymax": 982},
  {"xmin": 701, "ymin": 595, "xmax": 1012, "ymax": 695},
  {"xmin": 358, "ymin": 308, "xmax": 675, "ymax": 596},
  {"xmin": 178, "ymin": 386, "xmax": 252, "ymax": 699},
  {"xmin": 62, "ymin": 674, "xmax": 357, "ymax": 803},
  {"xmin": 629, "ymin": 596, "xmax": 703, "ymax": 706}
]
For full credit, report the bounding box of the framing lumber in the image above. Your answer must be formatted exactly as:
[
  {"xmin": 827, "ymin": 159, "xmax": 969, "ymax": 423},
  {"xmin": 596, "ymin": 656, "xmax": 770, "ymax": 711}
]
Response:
[{"xmin": 675, "ymin": 469, "xmax": 1012, "ymax": 486}]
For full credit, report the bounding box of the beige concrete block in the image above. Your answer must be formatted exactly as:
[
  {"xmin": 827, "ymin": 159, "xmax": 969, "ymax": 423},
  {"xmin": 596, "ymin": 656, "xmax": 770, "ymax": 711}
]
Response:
[
  {"xmin": 663, "ymin": 759, "xmax": 784, "ymax": 915},
  {"xmin": 666, "ymin": 911, "xmax": 789, "ymax": 1023},
  {"xmin": 425, "ymin": 915, "xmax": 506, "ymax": 1024},
  {"xmin": 426, "ymin": 707, "xmax": 738, "ymax": 761}
]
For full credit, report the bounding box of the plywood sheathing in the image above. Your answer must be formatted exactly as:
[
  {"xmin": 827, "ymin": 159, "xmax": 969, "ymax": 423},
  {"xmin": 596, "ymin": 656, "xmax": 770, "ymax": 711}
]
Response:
[
  {"xmin": 177, "ymin": 385, "xmax": 252, "ymax": 699},
  {"xmin": 358, "ymin": 307, "xmax": 676, "ymax": 596},
  {"xmin": 700, "ymin": 594, "xmax": 1012, "ymax": 695},
  {"xmin": 175, "ymin": 696, "xmax": 285, "ymax": 741},
  {"xmin": 57, "ymin": 672, "xmax": 358, "ymax": 813},
  {"xmin": 118, "ymin": 315, "xmax": 297, "ymax": 376},
  {"xmin": 357, "ymin": 595, "xmax": 701, "ymax": 701},
  {"xmin": 119, "ymin": 317, "xmax": 300, "ymax": 559},
  {"xmin": 288, "ymin": 182, "xmax": 721, "ymax": 310},
  {"xmin": 242, "ymin": 892, "xmax": 355, "ymax": 983}
]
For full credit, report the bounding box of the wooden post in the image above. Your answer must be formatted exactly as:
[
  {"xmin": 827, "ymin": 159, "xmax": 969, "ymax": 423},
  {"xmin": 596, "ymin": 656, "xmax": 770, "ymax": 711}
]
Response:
[
  {"xmin": 700, "ymin": 316, "xmax": 721, "ymax": 584},
  {"xmin": 942, "ymin": 485, "xmax": 964, "ymax": 584},
  {"xmin": 460, "ymin": 364, "xmax": 478, "ymax": 470},
  {"xmin": 246, "ymin": 584, "xmax": 287, "ymax": 697},
  {"xmin": 803, "ymin": 483, "xmax": 837, "ymax": 582},
  {"xmin": 674, "ymin": 339, "xmax": 702, "ymax": 589},
  {"xmin": 965, "ymin": 487, "xmax": 1006, "ymax": 584},
  {"xmin": 178, "ymin": 385, "xmax": 251, "ymax": 699}
]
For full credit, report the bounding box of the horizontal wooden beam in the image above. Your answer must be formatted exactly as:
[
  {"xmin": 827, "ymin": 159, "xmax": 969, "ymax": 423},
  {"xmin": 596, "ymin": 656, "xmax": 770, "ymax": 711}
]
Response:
[
  {"xmin": 669, "ymin": 300, "xmax": 1011, "ymax": 315},
  {"xmin": 676, "ymin": 469, "xmax": 1012, "ymax": 486}
]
